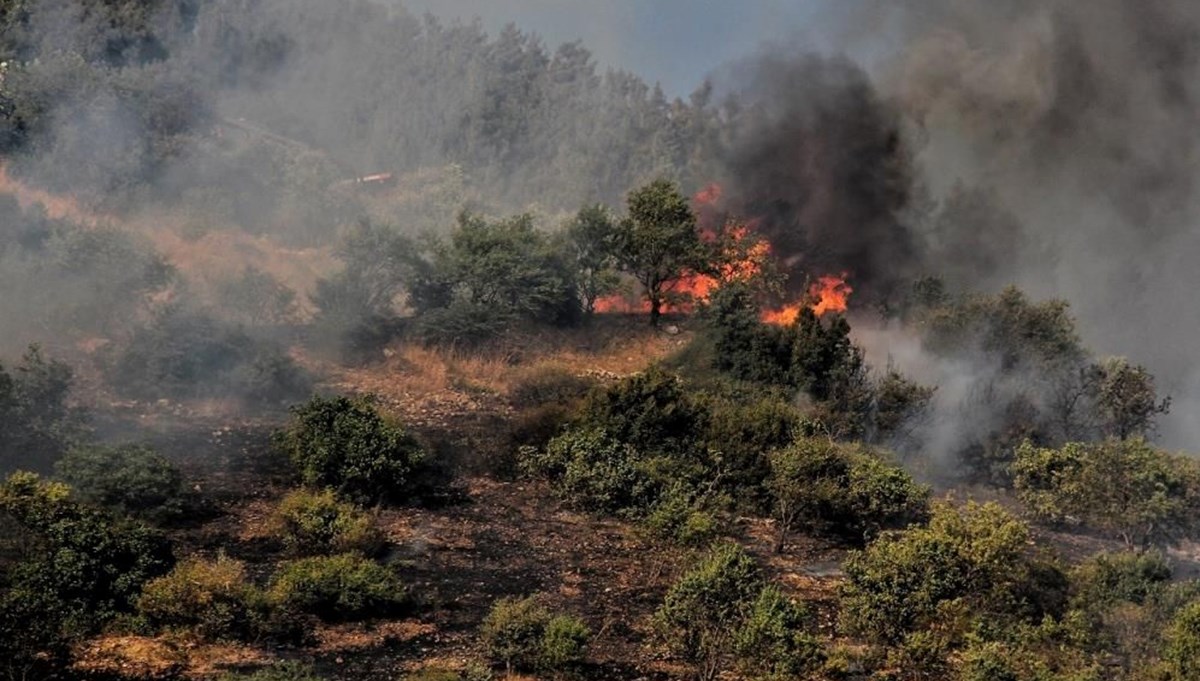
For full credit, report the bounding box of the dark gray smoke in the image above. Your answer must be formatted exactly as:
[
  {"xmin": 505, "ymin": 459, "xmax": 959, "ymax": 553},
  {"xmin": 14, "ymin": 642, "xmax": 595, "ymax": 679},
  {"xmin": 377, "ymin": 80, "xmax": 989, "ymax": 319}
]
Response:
[{"xmin": 714, "ymin": 53, "xmax": 921, "ymax": 301}]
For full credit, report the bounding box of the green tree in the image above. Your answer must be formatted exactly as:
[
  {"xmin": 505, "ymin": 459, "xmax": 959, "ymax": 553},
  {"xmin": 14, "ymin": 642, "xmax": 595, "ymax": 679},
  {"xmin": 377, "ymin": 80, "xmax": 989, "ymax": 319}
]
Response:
[
  {"xmin": 565, "ymin": 203, "xmax": 621, "ymax": 317},
  {"xmin": 616, "ymin": 179, "xmax": 707, "ymax": 325},
  {"xmin": 1092, "ymin": 358, "xmax": 1171, "ymax": 440}
]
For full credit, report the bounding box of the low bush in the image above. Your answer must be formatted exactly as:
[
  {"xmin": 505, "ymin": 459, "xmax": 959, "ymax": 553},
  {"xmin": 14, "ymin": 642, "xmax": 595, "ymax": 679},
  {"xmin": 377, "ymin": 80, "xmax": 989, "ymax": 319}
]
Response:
[
  {"xmin": 522, "ymin": 427, "xmax": 657, "ymax": 516},
  {"xmin": 1165, "ymin": 602, "xmax": 1200, "ymax": 681},
  {"xmin": 840, "ymin": 502, "xmax": 1067, "ymax": 645},
  {"xmin": 273, "ymin": 488, "xmax": 386, "ymax": 557},
  {"xmin": 655, "ymin": 542, "xmax": 822, "ymax": 681},
  {"xmin": 55, "ymin": 444, "xmax": 196, "ymax": 524},
  {"xmin": 767, "ymin": 438, "xmax": 929, "ymax": 550},
  {"xmin": 268, "ymin": 553, "xmax": 407, "ymax": 621},
  {"xmin": 137, "ymin": 554, "xmax": 258, "ymax": 641},
  {"xmin": 275, "ymin": 395, "xmax": 429, "ymax": 505},
  {"xmin": 479, "ymin": 596, "xmax": 590, "ymax": 673}
]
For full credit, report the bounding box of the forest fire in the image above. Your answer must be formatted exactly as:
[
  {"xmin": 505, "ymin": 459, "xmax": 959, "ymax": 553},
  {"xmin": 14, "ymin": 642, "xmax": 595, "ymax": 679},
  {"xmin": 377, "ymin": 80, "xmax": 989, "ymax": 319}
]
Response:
[{"xmin": 595, "ymin": 183, "xmax": 852, "ymax": 322}]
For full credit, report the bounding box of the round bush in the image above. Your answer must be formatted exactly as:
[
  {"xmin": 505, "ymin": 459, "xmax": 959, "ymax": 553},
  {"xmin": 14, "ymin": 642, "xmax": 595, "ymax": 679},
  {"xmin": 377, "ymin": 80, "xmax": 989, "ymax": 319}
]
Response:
[
  {"xmin": 268, "ymin": 553, "xmax": 407, "ymax": 621},
  {"xmin": 273, "ymin": 488, "xmax": 386, "ymax": 557}
]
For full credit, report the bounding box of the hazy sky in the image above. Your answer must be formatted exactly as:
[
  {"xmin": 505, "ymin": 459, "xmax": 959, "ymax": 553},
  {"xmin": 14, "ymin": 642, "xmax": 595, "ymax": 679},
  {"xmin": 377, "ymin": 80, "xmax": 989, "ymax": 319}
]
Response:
[{"xmin": 399, "ymin": 1, "xmax": 838, "ymax": 96}]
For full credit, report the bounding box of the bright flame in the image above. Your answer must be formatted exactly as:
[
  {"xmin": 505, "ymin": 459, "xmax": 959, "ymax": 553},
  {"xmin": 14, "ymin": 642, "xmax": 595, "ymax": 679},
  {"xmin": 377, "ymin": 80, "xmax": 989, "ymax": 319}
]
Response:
[{"xmin": 760, "ymin": 274, "xmax": 852, "ymax": 325}]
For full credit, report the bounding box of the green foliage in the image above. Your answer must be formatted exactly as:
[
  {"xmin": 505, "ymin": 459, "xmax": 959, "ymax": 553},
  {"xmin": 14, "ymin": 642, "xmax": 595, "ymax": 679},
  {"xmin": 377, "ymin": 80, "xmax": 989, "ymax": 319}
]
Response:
[
  {"xmin": 409, "ymin": 212, "xmax": 580, "ymax": 342},
  {"xmin": 136, "ymin": 554, "xmax": 258, "ymax": 641},
  {"xmin": 108, "ymin": 305, "xmax": 312, "ymax": 403},
  {"xmin": 272, "ymin": 488, "xmax": 385, "ymax": 557},
  {"xmin": 479, "ymin": 596, "xmax": 590, "ymax": 673},
  {"xmin": 1165, "ymin": 602, "xmax": 1200, "ymax": 681},
  {"xmin": 655, "ymin": 543, "xmax": 821, "ymax": 681},
  {"xmin": 275, "ymin": 395, "xmax": 429, "ymax": 505},
  {"xmin": 840, "ymin": 502, "xmax": 1066, "ymax": 645},
  {"xmin": 616, "ymin": 179, "xmax": 708, "ymax": 324},
  {"xmin": 576, "ymin": 367, "xmax": 706, "ymax": 459},
  {"xmin": 55, "ymin": 443, "xmax": 194, "ymax": 524},
  {"xmin": 311, "ymin": 220, "xmax": 413, "ymax": 357},
  {"xmin": 1091, "ymin": 358, "xmax": 1171, "ymax": 440},
  {"xmin": 734, "ymin": 586, "xmax": 825, "ymax": 681},
  {"xmin": 0, "ymin": 344, "xmax": 82, "ymax": 472},
  {"xmin": 767, "ymin": 438, "xmax": 929, "ymax": 550},
  {"xmin": 1013, "ymin": 439, "xmax": 1200, "ymax": 548},
  {"xmin": 523, "ymin": 427, "xmax": 657, "ymax": 516},
  {"xmin": 565, "ymin": 204, "xmax": 621, "ymax": 316},
  {"xmin": 0, "ymin": 471, "xmax": 174, "ymax": 637},
  {"xmin": 918, "ymin": 286, "xmax": 1085, "ymax": 372},
  {"xmin": 1069, "ymin": 552, "xmax": 1173, "ymax": 611},
  {"xmin": 701, "ymin": 395, "xmax": 808, "ymax": 513},
  {"xmin": 268, "ymin": 553, "xmax": 407, "ymax": 622}
]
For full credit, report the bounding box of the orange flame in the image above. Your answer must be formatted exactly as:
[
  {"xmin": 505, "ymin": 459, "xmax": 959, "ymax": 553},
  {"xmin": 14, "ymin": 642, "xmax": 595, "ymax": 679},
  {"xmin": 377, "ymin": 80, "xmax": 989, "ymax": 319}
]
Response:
[{"xmin": 761, "ymin": 274, "xmax": 852, "ymax": 325}]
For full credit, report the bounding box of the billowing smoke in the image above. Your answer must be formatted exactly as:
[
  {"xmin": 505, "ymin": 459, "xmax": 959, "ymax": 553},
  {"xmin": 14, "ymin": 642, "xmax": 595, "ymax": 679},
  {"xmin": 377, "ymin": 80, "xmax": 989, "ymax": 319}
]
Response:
[
  {"xmin": 856, "ymin": 0, "xmax": 1200, "ymax": 447},
  {"xmin": 714, "ymin": 53, "xmax": 921, "ymax": 302}
]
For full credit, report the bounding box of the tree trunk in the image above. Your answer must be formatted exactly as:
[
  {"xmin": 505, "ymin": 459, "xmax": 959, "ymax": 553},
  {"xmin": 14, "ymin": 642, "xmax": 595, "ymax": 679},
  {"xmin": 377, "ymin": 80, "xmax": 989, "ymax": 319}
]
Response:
[{"xmin": 649, "ymin": 293, "xmax": 662, "ymax": 326}]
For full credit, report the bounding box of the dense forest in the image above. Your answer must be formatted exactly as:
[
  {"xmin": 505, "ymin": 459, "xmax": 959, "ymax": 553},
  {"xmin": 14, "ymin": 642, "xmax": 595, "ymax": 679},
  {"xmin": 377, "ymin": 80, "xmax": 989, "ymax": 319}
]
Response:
[{"xmin": 3, "ymin": 1, "xmax": 1200, "ymax": 681}]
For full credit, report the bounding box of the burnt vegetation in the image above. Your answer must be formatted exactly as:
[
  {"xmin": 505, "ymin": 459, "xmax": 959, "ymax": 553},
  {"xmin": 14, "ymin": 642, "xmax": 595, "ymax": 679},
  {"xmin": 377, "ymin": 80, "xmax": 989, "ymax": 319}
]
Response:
[{"xmin": 2, "ymin": 2, "xmax": 1200, "ymax": 681}]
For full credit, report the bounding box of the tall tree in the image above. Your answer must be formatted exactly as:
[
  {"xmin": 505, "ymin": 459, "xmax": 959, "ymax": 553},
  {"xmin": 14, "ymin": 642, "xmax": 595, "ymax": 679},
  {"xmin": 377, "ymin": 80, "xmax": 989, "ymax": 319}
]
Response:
[
  {"xmin": 565, "ymin": 204, "xmax": 619, "ymax": 317},
  {"xmin": 616, "ymin": 179, "xmax": 706, "ymax": 325}
]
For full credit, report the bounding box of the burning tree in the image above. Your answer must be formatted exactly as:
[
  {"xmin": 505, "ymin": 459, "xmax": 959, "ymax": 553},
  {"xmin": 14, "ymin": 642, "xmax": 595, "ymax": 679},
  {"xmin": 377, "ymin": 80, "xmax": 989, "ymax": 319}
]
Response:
[{"xmin": 615, "ymin": 179, "xmax": 709, "ymax": 325}]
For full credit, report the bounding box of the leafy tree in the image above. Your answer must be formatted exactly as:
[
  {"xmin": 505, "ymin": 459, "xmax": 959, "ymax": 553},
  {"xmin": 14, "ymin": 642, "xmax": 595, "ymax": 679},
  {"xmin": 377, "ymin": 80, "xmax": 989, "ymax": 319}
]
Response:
[
  {"xmin": 137, "ymin": 554, "xmax": 260, "ymax": 641},
  {"xmin": 409, "ymin": 212, "xmax": 580, "ymax": 343},
  {"xmin": 275, "ymin": 395, "xmax": 429, "ymax": 505},
  {"xmin": 655, "ymin": 542, "xmax": 821, "ymax": 681},
  {"xmin": 615, "ymin": 179, "xmax": 707, "ymax": 325},
  {"xmin": 733, "ymin": 586, "xmax": 824, "ymax": 681},
  {"xmin": 1012, "ymin": 438, "xmax": 1200, "ymax": 548},
  {"xmin": 840, "ymin": 502, "xmax": 1066, "ymax": 645},
  {"xmin": 1165, "ymin": 601, "xmax": 1200, "ymax": 681},
  {"xmin": 1092, "ymin": 358, "xmax": 1171, "ymax": 440},
  {"xmin": 565, "ymin": 203, "xmax": 620, "ymax": 316}
]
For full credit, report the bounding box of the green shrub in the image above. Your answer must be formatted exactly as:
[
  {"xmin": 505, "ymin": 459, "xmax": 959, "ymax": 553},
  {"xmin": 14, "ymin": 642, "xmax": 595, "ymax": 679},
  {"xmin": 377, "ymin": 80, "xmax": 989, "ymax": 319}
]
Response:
[
  {"xmin": 479, "ymin": 596, "xmax": 590, "ymax": 673},
  {"xmin": 840, "ymin": 502, "xmax": 1066, "ymax": 645},
  {"xmin": 767, "ymin": 438, "xmax": 929, "ymax": 550},
  {"xmin": 273, "ymin": 488, "xmax": 386, "ymax": 557},
  {"xmin": 137, "ymin": 554, "xmax": 258, "ymax": 641},
  {"xmin": 1013, "ymin": 438, "xmax": 1200, "ymax": 548},
  {"xmin": 642, "ymin": 485, "xmax": 721, "ymax": 547},
  {"xmin": 0, "ymin": 471, "xmax": 174, "ymax": 637},
  {"xmin": 1165, "ymin": 602, "xmax": 1200, "ymax": 681},
  {"xmin": 268, "ymin": 553, "xmax": 406, "ymax": 622},
  {"xmin": 55, "ymin": 444, "xmax": 195, "ymax": 523},
  {"xmin": 275, "ymin": 395, "xmax": 429, "ymax": 505},
  {"xmin": 576, "ymin": 367, "xmax": 706, "ymax": 458},
  {"xmin": 0, "ymin": 345, "xmax": 82, "ymax": 473},
  {"xmin": 701, "ymin": 395, "xmax": 809, "ymax": 513},
  {"xmin": 1070, "ymin": 552, "xmax": 1172, "ymax": 611},
  {"xmin": 734, "ymin": 586, "xmax": 825, "ymax": 680},
  {"xmin": 523, "ymin": 427, "xmax": 657, "ymax": 516},
  {"xmin": 107, "ymin": 305, "xmax": 312, "ymax": 403}
]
